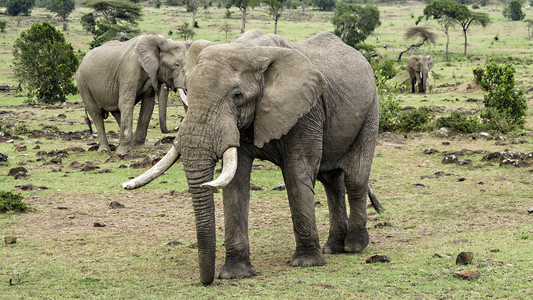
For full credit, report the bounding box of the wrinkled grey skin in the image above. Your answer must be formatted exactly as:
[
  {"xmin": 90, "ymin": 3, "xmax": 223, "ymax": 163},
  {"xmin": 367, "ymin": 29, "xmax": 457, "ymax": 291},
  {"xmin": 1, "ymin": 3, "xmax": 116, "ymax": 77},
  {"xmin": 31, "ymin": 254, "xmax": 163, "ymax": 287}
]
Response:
[
  {"xmin": 76, "ymin": 34, "xmax": 190, "ymax": 155},
  {"xmin": 408, "ymin": 55, "xmax": 435, "ymax": 94},
  {"xmin": 167, "ymin": 30, "xmax": 379, "ymax": 284}
]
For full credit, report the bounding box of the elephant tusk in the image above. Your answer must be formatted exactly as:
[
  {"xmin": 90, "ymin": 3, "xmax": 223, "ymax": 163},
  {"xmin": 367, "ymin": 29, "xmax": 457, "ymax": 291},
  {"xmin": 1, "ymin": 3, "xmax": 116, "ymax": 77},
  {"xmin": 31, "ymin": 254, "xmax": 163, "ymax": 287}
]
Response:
[
  {"xmin": 122, "ymin": 146, "xmax": 180, "ymax": 190},
  {"xmin": 200, "ymin": 147, "xmax": 238, "ymax": 191},
  {"xmin": 178, "ymin": 88, "xmax": 189, "ymax": 108}
]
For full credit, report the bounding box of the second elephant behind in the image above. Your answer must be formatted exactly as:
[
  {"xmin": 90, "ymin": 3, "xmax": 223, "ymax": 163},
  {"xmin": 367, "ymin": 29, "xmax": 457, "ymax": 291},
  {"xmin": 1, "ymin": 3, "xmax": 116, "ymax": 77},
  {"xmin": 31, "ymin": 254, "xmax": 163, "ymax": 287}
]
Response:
[{"xmin": 408, "ymin": 55, "xmax": 434, "ymax": 93}]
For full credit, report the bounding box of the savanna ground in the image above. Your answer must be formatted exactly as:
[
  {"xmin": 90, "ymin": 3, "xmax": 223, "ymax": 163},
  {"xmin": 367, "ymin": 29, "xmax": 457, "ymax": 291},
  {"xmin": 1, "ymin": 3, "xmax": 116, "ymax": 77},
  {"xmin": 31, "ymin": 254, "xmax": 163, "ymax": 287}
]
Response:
[{"xmin": 0, "ymin": 2, "xmax": 532, "ymax": 298}]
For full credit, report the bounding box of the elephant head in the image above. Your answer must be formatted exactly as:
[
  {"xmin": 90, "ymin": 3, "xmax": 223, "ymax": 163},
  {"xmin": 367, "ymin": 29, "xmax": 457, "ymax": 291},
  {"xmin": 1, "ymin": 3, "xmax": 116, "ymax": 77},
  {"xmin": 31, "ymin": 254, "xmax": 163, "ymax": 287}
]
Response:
[
  {"xmin": 123, "ymin": 41, "xmax": 325, "ymax": 284},
  {"xmin": 407, "ymin": 55, "xmax": 434, "ymax": 93},
  {"xmin": 135, "ymin": 35, "xmax": 191, "ymax": 133}
]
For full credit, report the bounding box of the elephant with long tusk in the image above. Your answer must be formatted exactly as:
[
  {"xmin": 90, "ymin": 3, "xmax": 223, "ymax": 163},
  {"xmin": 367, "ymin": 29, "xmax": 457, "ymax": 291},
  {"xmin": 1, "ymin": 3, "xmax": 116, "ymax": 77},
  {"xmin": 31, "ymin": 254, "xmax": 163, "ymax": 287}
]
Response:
[{"xmin": 123, "ymin": 30, "xmax": 381, "ymax": 285}]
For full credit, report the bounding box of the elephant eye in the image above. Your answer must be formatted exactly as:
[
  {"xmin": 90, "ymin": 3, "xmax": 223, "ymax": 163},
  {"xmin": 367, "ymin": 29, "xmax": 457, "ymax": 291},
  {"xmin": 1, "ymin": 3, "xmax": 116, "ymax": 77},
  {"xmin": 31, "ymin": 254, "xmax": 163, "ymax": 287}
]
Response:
[
  {"xmin": 175, "ymin": 63, "xmax": 180, "ymax": 67},
  {"xmin": 233, "ymin": 90, "xmax": 243, "ymax": 100}
]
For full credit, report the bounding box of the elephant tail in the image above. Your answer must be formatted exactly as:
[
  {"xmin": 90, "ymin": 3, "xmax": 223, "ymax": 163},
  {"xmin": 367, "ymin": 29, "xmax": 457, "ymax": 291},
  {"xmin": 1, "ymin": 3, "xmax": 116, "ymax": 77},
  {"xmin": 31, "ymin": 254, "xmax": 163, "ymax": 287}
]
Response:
[
  {"xmin": 368, "ymin": 186, "xmax": 383, "ymax": 214},
  {"xmin": 84, "ymin": 109, "xmax": 93, "ymax": 135}
]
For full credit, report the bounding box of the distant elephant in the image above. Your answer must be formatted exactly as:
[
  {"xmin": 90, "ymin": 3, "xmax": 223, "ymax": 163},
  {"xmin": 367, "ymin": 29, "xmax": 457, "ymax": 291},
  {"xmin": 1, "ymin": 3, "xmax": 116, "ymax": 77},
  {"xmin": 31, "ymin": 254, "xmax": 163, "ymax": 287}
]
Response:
[
  {"xmin": 76, "ymin": 34, "xmax": 190, "ymax": 155},
  {"xmin": 123, "ymin": 30, "xmax": 380, "ymax": 285},
  {"xmin": 407, "ymin": 55, "xmax": 434, "ymax": 93}
]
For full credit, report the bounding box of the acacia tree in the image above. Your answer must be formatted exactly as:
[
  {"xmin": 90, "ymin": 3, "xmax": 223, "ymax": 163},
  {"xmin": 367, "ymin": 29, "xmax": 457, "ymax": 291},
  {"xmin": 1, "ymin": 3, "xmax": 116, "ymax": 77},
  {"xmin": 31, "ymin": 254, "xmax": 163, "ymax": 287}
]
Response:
[
  {"xmin": 423, "ymin": 0, "xmax": 469, "ymax": 61},
  {"xmin": 12, "ymin": 22, "xmax": 78, "ymax": 104},
  {"xmin": 81, "ymin": 0, "xmax": 142, "ymax": 48},
  {"xmin": 184, "ymin": 0, "xmax": 209, "ymax": 28},
  {"xmin": 226, "ymin": 0, "xmax": 259, "ymax": 33},
  {"xmin": 456, "ymin": 10, "xmax": 490, "ymax": 56},
  {"xmin": 398, "ymin": 26, "xmax": 436, "ymax": 62},
  {"xmin": 46, "ymin": 0, "xmax": 76, "ymax": 20},
  {"xmin": 332, "ymin": 2, "xmax": 381, "ymax": 48},
  {"xmin": 5, "ymin": 0, "xmax": 35, "ymax": 16},
  {"xmin": 263, "ymin": 0, "xmax": 285, "ymax": 34}
]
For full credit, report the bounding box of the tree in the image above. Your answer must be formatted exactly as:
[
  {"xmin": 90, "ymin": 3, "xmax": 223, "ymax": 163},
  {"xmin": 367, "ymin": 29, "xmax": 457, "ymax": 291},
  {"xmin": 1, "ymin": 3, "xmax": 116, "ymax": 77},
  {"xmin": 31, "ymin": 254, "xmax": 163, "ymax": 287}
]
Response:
[
  {"xmin": 332, "ymin": 2, "xmax": 381, "ymax": 48},
  {"xmin": 312, "ymin": 0, "xmax": 335, "ymax": 11},
  {"xmin": 398, "ymin": 26, "xmax": 436, "ymax": 61},
  {"xmin": 46, "ymin": 0, "xmax": 76, "ymax": 20},
  {"xmin": 0, "ymin": 20, "xmax": 6, "ymax": 33},
  {"xmin": 263, "ymin": 0, "xmax": 285, "ymax": 34},
  {"xmin": 81, "ymin": 0, "xmax": 142, "ymax": 48},
  {"xmin": 226, "ymin": 0, "xmax": 259, "ymax": 33},
  {"xmin": 184, "ymin": 0, "xmax": 209, "ymax": 28},
  {"xmin": 503, "ymin": 0, "xmax": 525, "ymax": 21},
  {"xmin": 456, "ymin": 10, "xmax": 490, "ymax": 56},
  {"xmin": 12, "ymin": 22, "xmax": 79, "ymax": 104},
  {"xmin": 423, "ymin": 0, "xmax": 469, "ymax": 61},
  {"xmin": 176, "ymin": 22, "xmax": 195, "ymax": 40},
  {"xmin": 526, "ymin": 19, "xmax": 533, "ymax": 40},
  {"xmin": 6, "ymin": 0, "xmax": 35, "ymax": 16}
]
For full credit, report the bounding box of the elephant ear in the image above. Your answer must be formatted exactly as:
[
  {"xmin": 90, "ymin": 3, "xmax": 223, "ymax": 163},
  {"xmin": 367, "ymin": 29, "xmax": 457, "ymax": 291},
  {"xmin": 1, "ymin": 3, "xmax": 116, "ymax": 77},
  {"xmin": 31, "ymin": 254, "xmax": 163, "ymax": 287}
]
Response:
[
  {"xmin": 183, "ymin": 40, "xmax": 215, "ymax": 83},
  {"xmin": 136, "ymin": 34, "xmax": 165, "ymax": 91},
  {"xmin": 251, "ymin": 47, "xmax": 326, "ymax": 148},
  {"xmin": 427, "ymin": 56, "xmax": 435, "ymax": 69}
]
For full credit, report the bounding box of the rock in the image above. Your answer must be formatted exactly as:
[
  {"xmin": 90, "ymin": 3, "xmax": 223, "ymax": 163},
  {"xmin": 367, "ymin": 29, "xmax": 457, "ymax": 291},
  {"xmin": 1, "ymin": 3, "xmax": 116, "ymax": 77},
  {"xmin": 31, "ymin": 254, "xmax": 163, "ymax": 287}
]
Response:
[
  {"xmin": 374, "ymin": 221, "xmax": 393, "ymax": 228},
  {"xmin": 0, "ymin": 152, "xmax": 8, "ymax": 162},
  {"xmin": 527, "ymin": 207, "xmax": 533, "ymax": 214},
  {"xmin": 93, "ymin": 222, "xmax": 106, "ymax": 227},
  {"xmin": 167, "ymin": 241, "xmax": 182, "ymax": 246},
  {"xmin": 14, "ymin": 171, "xmax": 27, "ymax": 180},
  {"xmin": 479, "ymin": 132, "xmax": 493, "ymax": 140},
  {"xmin": 5, "ymin": 236, "xmax": 17, "ymax": 245},
  {"xmin": 365, "ymin": 254, "xmax": 391, "ymax": 263},
  {"xmin": 15, "ymin": 143, "xmax": 27, "ymax": 152},
  {"xmin": 188, "ymin": 243, "xmax": 198, "ymax": 249},
  {"xmin": 490, "ymin": 248, "xmax": 500, "ymax": 253},
  {"xmin": 51, "ymin": 166, "xmax": 62, "ymax": 172},
  {"xmin": 442, "ymin": 155, "xmax": 459, "ymax": 164},
  {"xmin": 98, "ymin": 169, "xmax": 112, "ymax": 174},
  {"xmin": 80, "ymin": 164, "xmax": 99, "ymax": 172},
  {"xmin": 435, "ymin": 253, "xmax": 452, "ymax": 258},
  {"xmin": 424, "ymin": 148, "xmax": 439, "ymax": 155},
  {"xmin": 69, "ymin": 161, "xmax": 83, "ymax": 168},
  {"xmin": 456, "ymin": 252, "xmax": 474, "ymax": 265},
  {"xmin": 450, "ymin": 238, "xmax": 468, "ymax": 244},
  {"xmin": 8, "ymin": 167, "xmax": 28, "ymax": 177},
  {"xmin": 379, "ymin": 132, "xmax": 405, "ymax": 144},
  {"xmin": 109, "ymin": 201, "xmax": 125, "ymax": 209},
  {"xmin": 272, "ymin": 184, "xmax": 286, "ymax": 191},
  {"xmin": 454, "ymin": 269, "xmax": 480, "ymax": 280},
  {"xmin": 406, "ymin": 132, "xmax": 429, "ymax": 139},
  {"xmin": 160, "ymin": 136, "xmax": 175, "ymax": 144},
  {"xmin": 250, "ymin": 183, "xmax": 263, "ymax": 191}
]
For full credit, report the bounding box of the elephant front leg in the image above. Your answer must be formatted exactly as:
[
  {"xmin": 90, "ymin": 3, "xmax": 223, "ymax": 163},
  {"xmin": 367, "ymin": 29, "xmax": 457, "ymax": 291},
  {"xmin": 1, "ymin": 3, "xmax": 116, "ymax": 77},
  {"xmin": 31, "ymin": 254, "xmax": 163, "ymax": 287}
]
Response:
[
  {"xmin": 134, "ymin": 96, "xmax": 155, "ymax": 146},
  {"xmin": 116, "ymin": 100, "xmax": 136, "ymax": 155},
  {"xmin": 218, "ymin": 154, "xmax": 256, "ymax": 279},
  {"xmin": 283, "ymin": 162, "xmax": 325, "ymax": 267}
]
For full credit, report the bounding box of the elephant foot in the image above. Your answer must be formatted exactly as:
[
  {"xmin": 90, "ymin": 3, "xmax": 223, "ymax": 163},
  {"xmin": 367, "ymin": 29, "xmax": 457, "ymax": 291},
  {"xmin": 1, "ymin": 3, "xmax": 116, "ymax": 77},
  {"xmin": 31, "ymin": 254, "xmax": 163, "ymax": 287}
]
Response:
[
  {"xmin": 98, "ymin": 145, "xmax": 111, "ymax": 153},
  {"xmin": 116, "ymin": 145, "xmax": 132, "ymax": 156},
  {"xmin": 217, "ymin": 261, "xmax": 256, "ymax": 279},
  {"xmin": 344, "ymin": 227, "xmax": 369, "ymax": 253},
  {"xmin": 322, "ymin": 234, "xmax": 346, "ymax": 254},
  {"xmin": 290, "ymin": 246, "xmax": 326, "ymax": 267}
]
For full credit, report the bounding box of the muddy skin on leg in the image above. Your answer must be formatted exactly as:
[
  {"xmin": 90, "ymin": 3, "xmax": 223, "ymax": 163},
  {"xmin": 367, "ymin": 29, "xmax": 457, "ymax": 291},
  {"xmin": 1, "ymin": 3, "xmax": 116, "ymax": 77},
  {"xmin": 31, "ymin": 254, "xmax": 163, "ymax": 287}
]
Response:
[
  {"xmin": 318, "ymin": 169, "xmax": 348, "ymax": 254},
  {"xmin": 218, "ymin": 153, "xmax": 256, "ymax": 279}
]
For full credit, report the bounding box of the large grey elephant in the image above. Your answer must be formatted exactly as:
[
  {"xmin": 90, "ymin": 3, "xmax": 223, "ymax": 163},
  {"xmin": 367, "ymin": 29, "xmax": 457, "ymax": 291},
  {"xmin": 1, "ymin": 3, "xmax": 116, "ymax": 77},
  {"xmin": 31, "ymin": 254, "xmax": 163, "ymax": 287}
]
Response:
[
  {"xmin": 76, "ymin": 34, "xmax": 190, "ymax": 155},
  {"xmin": 407, "ymin": 55, "xmax": 434, "ymax": 93},
  {"xmin": 123, "ymin": 30, "xmax": 380, "ymax": 285}
]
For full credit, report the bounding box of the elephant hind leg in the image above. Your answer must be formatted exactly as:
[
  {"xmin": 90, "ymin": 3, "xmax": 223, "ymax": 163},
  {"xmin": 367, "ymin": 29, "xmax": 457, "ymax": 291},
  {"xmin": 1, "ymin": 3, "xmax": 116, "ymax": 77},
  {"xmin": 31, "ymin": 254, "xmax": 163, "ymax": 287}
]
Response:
[
  {"xmin": 343, "ymin": 101, "xmax": 379, "ymax": 253},
  {"xmin": 411, "ymin": 77, "xmax": 417, "ymax": 93},
  {"xmin": 318, "ymin": 169, "xmax": 348, "ymax": 254},
  {"xmin": 78, "ymin": 83, "xmax": 110, "ymax": 152}
]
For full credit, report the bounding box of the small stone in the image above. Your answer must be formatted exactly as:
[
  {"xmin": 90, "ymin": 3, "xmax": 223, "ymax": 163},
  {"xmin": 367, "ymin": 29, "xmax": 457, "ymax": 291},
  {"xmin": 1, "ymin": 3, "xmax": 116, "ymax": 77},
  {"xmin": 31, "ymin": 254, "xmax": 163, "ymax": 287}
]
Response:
[
  {"xmin": 109, "ymin": 201, "xmax": 125, "ymax": 209},
  {"xmin": 458, "ymin": 177, "xmax": 466, "ymax": 182},
  {"xmin": 374, "ymin": 221, "xmax": 393, "ymax": 228},
  {"xmin": 490, "ymin": 248, "xmax": 500, "ymax": 253},
  {"xmin": 365, "ymin": 254, "xmax": 391, "ymax": 263},
  {"xmin": 528, "ymin": 207, "xmax": 533, "ymax": 214},
  {"xmin": 8, "ymin": 167, "xmax": 28, "ymax": 177},
  {"xmin": 272, "ymin": 184, "xmax": 286, "ymax": 191},
  {"xmin": 454, "ymin": 269, "xmax": 480, "ymax": 280},
  {"xmin": 57, "ymin": 206, "xmax": 68, "ymax": 210},
  {"xmin": 250, "ymin": 183, "xmax": 263, "ymax": 191},
  {"xmin": 51, "ymin": 166, "xmax": 62, "ymax": 172},
  {"xmin": 424, "ymin": 147, "xmax": 440, "ymax": 155},
  {"xmin": 167, "ymin": 241, "xmax": 182, "ymax": 246},
  {"xmin": 456, "ymin": 252, "xmax": 474, "ymax": 265},
  {"xmin": 188, "ymin": 243, "xmax": 198, "ymax": 249},
  {"xmin": 435, "ymin": 253, "xmax": 452, "ymax": 258},
  {"xmin": 5, "ymin": 236, "xmax": 17, "ymax": 244},
  {"xmin": 15, "ymin": 143, "xmax": 27, "ymax": 152},
  {"xmin": 450, "ymin": 238, "xmax": 468, "ymax": 244},
  {"xmin": 93, "ymin": 222, "xmax": 106, "ymax": 227},
  {"xmin": 14, "ymin": 171, "xmax": 27, "ymax": 180},
  {"xmin": 442, "ymin": 155, "xmax": 459, "ymax": 164}
]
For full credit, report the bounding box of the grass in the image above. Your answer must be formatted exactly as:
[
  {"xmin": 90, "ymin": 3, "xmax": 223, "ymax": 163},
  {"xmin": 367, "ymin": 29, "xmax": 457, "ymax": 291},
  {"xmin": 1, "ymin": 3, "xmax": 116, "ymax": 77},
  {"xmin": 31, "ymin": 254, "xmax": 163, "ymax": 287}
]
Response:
[{"xmin": 0, "ymin": 2, "xmax": 532, "ymax": 299}]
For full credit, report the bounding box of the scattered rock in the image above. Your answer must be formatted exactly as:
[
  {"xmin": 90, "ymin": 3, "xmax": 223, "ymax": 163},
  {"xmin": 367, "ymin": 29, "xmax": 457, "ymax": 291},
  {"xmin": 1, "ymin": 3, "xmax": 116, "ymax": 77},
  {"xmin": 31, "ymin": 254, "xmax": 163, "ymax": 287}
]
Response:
[
  {"xmin": 160, "ymin": 136, "xmax": 175, "ymax": 144},
  {"xmin": 167, "ymin": 241, "xmax": 182, "ymax": 246},
  {"xmin": 374, "ymin": 221, "xmax": 393, "ymax": 228},
  {"xmin": 527, "ymin": 207, "xmax": 533, "ymax": 214},
  {"xmin": 8, "ymin": 167, "xmax": 28, "ymax": 177},
  {"xmin": 69, "ymin": 161, "xmax": 83, "ymax": 168},
  {"xmin": 314, "ymin": 201, "xmax": 322, "ymax": 207},
  {"xmin": 51, "ymin": 166, "xmax": 62, "ymax": 172},
  {"xmin": 98, "ymin": 168, "xmax": 112, "ymax": 174},
  {"xmin": 424, "ymin": 148, "xmax": 439, "ymax": 155},
  {"xmin": 454, "ymin": 269, "xmax": 480, "ymax": 280},
  {"xmin": 490, "ymin": 248, "xmax": 500, "ymax": 253},
  {"xmin": 188, "ymin": 243, "xmax": 198, "ymax": 249},
  {"xmin": 365, "ymin": 254, "xmax": 391, "ymax": 263},
  {"xmin": 413, "ymin": 183, "xmax": 426, "ymax": 188},
  {"xmin": 456, "ymin": 252, "xmax": 474, "ymax": 265},
  {"xmin": 129, "ymin": 157, "xmax": 154, "ymax": 169},
  {"xmin": 57, "ymin": 206, "xmax": 68, "ymax": 210},
  {"xmin": 109, "ymin": 201, "xmax": 125, "ymax": 209},
  {"xmin": 93, "ymin": 222, "xmax": 106, "ymax": 227},
  {"xmin": 458, "ymin": 177, "xmax": 466, "ymax": 182},
  {"xmin": 0, "ymin": 152, "xmax": 7, "ymax": 162},
  {"xmin": 14, "ymin": 171, "xmax": 27, "ymax": 180},
  {"xmin": 435, "ymin": 253, "xmax": 452, "ymax": 258},
  {"xmin": 272, "ymin": 184, "xmax": 286, "ymax": 191},
  {"xmin": 442, "ymin": 154, "xmax": 459, "ymax": 164},
  {"xmin": 80, "ymin": 164, "xmax": 99, "ymax": 172},
  {"xmin": 379, "ymin": 132, "xmax": 405, "ymax": 144},
  {"xmin": 250, "ymin": 183, "xmax": 263, "ymax": 191},
  {"xmin": 450, "ymin": 238, "xmax": 468, "ymax": 244},
  {"xmin": 442, "ymin": 141, "xmax": 450, "ymax": 145},
  {"xmin": 15, "ymin": 143, "xmax": 27, "ymax": 152},
  {"xmin": 5, "ymin": 236, "xmax": 17, "ymax": 245}
]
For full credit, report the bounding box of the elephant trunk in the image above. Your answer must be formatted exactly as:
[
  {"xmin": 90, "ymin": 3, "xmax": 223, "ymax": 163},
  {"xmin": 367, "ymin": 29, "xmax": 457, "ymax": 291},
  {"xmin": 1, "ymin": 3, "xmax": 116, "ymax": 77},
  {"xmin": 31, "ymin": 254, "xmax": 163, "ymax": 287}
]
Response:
[{"xmin": 158, "ymin": 85, "xmax": 170, "ymax": 133}]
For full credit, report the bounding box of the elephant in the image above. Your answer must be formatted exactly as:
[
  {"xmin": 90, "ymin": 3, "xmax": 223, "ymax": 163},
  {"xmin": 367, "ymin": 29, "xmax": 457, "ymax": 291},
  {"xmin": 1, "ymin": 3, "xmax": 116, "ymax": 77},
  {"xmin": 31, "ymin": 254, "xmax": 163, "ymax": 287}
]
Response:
[
  {"xmin": 123, "ymin": 30, "xmax": 380, "ymax": 285},
  {"xmin": 76, "ymin": 34, "xmax": 190, "ymax": 155},
  {"xmin": 407, "ymin": 55, "xmax": 434, "ymax": 94}
]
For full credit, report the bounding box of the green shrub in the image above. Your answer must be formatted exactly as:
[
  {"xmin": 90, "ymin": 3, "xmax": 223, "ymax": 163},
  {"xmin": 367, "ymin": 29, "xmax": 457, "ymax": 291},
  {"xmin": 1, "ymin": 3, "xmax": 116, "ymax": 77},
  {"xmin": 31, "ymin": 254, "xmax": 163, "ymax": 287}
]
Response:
[
  {"xmin": 0, "ymin": 20, "xmax": 6, "ymax": 33},
  {"xmin": 397, "ymin": 107, "xmax": 433, "ymax": 132},
  {"xmin": 435, "ymin": 112, "xmax": 481, "ymax": 133},
  {"xmin": 375, "ymin": 70, "xmax": 402, "ymax": 133},
  {"xmin": 371, "ymin": 58, "xmax": 398, "ymax": 79},
  {"xmin": 473, "ymin": 67, "xmax": 484, "ymax": 85},
  {"xmin": 0, "ymin": 191, "xmax": 28, "ymax": 213},
  {"xmin": 480, "ymin": 59, "xmax": 527, "ymax": 132}
]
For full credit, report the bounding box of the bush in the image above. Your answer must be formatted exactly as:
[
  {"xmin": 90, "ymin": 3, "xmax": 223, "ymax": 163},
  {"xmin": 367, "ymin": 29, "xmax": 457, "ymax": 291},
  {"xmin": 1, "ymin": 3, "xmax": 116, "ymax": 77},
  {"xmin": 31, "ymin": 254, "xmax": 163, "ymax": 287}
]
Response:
[
  {"xmin": 371, "ymin": 58, "xmax": 398, "ymax": 79},
  {"xmin": 6, "ymin": 0, "xmax": 35, "ymax": 16},
  {"xmin": 480, "ymin": 59, "xmax": 527, "ymax": 131},
  {"xmin": 0, "ymin": 191, "xmax": 28, "ymax": 213},
  {"xmin": 397, "ymin": 107, "xmax": 433, "ymax": 132},
  {"xmin": 435, "ymin": 112, "xmax": 481, "ymax": 133},
  {"xmin": 375, "ymin": 71, "xmax": 402, "ymax": 133},
  {"xmin": 0, "ymin": 20, "xmax": 6, "ymax": 33},
  {"xmin": 12, "ymin": 22, "xmax": 79, "ymax": 104},
  {"xmin": 503, "ymin": 0, "xmax": 525, "ymax": 21}
]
